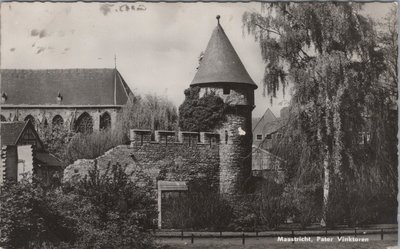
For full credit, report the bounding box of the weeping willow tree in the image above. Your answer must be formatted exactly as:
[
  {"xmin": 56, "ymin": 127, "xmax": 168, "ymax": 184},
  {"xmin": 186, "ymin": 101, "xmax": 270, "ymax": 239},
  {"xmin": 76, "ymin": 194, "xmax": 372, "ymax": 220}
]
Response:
[
  {"xmin": 243, "ymin": 3, "xmax": 397, "ymax": 226},
  {"xmin": 118, "ymin": 93, "xmax": 178, "ymax": 135}
]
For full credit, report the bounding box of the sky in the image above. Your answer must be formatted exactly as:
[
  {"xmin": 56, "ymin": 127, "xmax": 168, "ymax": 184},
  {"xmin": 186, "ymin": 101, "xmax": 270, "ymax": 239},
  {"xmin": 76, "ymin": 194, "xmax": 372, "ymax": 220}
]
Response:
[{"xmin": 1, "ymin": 2, "xmax": 395, "ymax": 118}]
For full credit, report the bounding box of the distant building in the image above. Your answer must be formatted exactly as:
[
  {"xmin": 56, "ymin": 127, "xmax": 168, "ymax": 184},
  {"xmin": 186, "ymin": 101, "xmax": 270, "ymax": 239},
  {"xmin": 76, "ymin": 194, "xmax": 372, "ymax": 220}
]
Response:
[
  {"xmin": 0, "ymin": 68, "xmax": 133, "ymax": 133},
  {"xmin": 0, "ymin": 120, "xmax": 64, "ymax": 187},
  {"xmin": 252, "ymin": 107, "xmax": 288, "ymax": 149},
  {"xmin": 252, "ymin": 107, "xmax": 289, "ymax": 179}
]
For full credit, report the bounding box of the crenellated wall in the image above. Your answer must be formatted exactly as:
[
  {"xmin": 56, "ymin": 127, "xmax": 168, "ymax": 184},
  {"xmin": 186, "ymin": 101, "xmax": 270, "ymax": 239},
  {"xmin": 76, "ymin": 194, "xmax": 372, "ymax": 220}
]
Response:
[{"xmin": 64, "ymin": 129, "xmax": 221, "ymax": 192}]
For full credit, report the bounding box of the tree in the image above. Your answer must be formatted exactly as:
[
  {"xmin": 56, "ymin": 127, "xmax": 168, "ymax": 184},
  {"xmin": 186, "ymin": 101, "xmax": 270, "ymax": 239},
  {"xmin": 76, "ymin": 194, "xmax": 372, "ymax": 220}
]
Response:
[
  {"xmin": 179, "ymin": 87, "xmax": 227, "ymax": 132},
  {"xmin": 118, "ymin": 93, "xmax": 178, "ymax": 134},
  {"xmin": 243, "ymin": 3, "xmax": 396, "ymax": 226},
  {"xmin": 0, "ymin": 163, "xmax": 158, "ymax": 249},
  {"xmin": 37, "ymin": 123, "xmax": 75, "ymax": 163}
]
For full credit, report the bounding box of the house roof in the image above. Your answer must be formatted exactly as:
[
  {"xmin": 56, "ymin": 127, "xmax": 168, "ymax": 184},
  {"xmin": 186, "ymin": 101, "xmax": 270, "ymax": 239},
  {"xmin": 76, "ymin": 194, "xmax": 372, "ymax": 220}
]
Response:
[
  {"xmin": 253, "ymin": 108, "xmax": 277, "ymax": 132},
  {"xmin": 1, "ymin": 121, "xmax": 27, "ymax": 146},
  {"xmin": 262, "ymin": 119, "xmax": 284, "ymax": 135},
  {"xmin": 191, "ymin": 17, "xmax": 257, "ymax": 89},
  {"xmin": 36, "ymin": 152, "xmax": 64, "ymax": 168},
  {"xmin": 1, "ymin": 68, "xmax": 132, "ymax": 106},
  {"xmin": 1, "ymin": 120, "xmax": 44, "ymax": 149}
]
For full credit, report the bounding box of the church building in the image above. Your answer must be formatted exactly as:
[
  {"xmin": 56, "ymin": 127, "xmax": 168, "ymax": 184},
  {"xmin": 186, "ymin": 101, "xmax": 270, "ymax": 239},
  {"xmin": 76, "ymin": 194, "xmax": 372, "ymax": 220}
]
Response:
[{"xmin": 0, "ymin": 68, "xmax": 133, "ymax": 133}]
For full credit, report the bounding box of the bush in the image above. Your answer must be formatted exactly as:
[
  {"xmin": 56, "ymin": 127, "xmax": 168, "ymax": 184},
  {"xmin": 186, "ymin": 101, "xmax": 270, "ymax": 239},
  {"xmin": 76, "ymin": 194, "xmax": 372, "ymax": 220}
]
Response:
[
  {"xmin": 186, "ymin": 181, "xmax": 233, "ymax": 230},
  {"xmin": 179, "ymin": 87, "xmax": 227, "ymax": 132},
  {"xmin": 0, "ymin": 163, "xmax": 157, "ymax": 249},
  {"xmin": 230, "ymin": 178, "xmax": 290, "ymax": 231},
  {"xmin": 286, "ymin": 184, "xmax": 322, "ymax": 228},
  {"xmin": 65, "ymin": 129, "xmax": 126, "ymax": 164},
  {"xmin": 37, "ymin": 124, "xmax": 76, "ymax": 164},
  {"xmin": 0, "ymin": 178, "xmax": 77, "ymax": 248}
]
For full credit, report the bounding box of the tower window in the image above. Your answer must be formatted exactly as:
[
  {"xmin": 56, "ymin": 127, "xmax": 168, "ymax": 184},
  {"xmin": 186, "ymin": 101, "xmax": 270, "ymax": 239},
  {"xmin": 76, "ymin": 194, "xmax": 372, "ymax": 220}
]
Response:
[
  {"xmin": 256, "ymin": 134, "xmax": 262, "ymax": 140},
  {"xmin": 223, "ymin": 87, "xmax": 230, "ymax": 95},
  {"xmin": 225, "ymin": 130, "xmax": 228, "ymax": 144}
]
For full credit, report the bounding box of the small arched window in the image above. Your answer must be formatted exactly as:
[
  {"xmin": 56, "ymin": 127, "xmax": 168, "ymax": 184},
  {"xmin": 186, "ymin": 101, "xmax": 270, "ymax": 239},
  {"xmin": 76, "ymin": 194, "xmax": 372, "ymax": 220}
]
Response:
[
  {"xmin": 52, "ymin": 115, "xmax": 64, "ymax": 127},
  {"xmin": 74, "ymin": 112, "xmax": 93, "ymax": 134},
  {"xmin": 24, "ymin": 115, "xmax": 36, "ymax": 126},
  {"xmin": 0, "ymin": 115, "xmax": 6, "ymax": 122},
  {"xmin": 100, "ymin": 112, "xmax": 111, "ymax": 130}
]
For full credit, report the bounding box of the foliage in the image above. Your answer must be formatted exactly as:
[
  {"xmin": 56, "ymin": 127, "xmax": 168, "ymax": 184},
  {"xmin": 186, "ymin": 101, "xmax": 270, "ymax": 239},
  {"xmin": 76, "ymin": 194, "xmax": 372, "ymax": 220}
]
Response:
[
  {"xmin": 64, "ymin": 129, "xmax": 125, "ymax": 164},
  {"xmin": 37, "ymin": 124, "xmax": 76, "ymax": 163},
  {"xmin": 119, "ymin": 93, "xmax": 178, "ymax": 135},
  {"xmin": 230, "ymin": 178, "xmax": 289, "ymax": 230},
  {"xmin": 179, "ymin": 87, "xmax": 227, "ymax": 132},
  {"xmin": 0, "ymin": 178, "xmax": 77, "ymax": 248},
  {"xmin": 0, "ymin": 163, "xmax": 157, "ymax": 249},
  {"xmin": 187, "ymin": 181, "xmax": 233, "ymax": 230},
  {"xmin": 243, "ymin": 3, "xmax": 397, "ymax": 226}
]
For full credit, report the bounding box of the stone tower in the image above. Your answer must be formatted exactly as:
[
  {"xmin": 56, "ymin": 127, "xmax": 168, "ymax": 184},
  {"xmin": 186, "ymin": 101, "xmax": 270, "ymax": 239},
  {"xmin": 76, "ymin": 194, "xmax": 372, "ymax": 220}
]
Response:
[{"xmin": 190, "ymin": 16, "xmax": 257, "ymax": 195}]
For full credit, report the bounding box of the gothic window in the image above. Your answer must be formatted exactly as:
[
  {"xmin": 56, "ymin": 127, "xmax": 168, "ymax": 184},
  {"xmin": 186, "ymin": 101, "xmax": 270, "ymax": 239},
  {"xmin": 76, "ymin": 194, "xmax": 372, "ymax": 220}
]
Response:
[
  {"xmin": 43, "ymin": 118, "xmax": 48, "ymax": 128},
  {"xmin": 256, "ymin": 134, "xmax": 262, "ymax": 141},
  {"xmin": 52, "ymin": 115, "xmax": 64, "ymax": 127},
  {"xmin": 100, "ymin": 112, "xmax": 111, "ymax": 130},
  {"xmin": 223, "ymin": 87, "xmax": 230, "ymax": 95},
  {"xmin": 74, "ymin": 112, "xmax": 93, "ymax": 134},
  {"xmin": 24, "ymin": 115, "xmax": 36, "ymax": 126},
  {"xmin": 0, "ymin": 115, "xmax": 6, "ymax": 122}
]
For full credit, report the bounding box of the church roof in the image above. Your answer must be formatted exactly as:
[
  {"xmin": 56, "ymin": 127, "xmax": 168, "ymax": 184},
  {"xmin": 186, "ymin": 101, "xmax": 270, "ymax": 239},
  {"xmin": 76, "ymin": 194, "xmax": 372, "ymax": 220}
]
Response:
[
  {"xmin": 1, "ymin": 68, "xmax": 132, "ymax": 106},
  {"xmin": 191, "ymin": 17, "xmax": 257, "ymax": 89}
]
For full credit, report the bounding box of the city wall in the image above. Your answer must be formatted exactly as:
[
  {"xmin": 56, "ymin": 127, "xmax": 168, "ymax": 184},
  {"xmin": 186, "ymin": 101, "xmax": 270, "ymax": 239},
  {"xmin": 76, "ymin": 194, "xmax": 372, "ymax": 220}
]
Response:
[{"xmin": 64, "ymin": 129, "xmax": 221, "ymax": 191}]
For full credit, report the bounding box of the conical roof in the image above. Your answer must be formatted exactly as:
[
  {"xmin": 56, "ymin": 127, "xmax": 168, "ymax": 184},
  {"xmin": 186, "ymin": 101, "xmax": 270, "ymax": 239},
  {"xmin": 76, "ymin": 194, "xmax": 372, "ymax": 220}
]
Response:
[{"xmin": 191, "ymin": 17, "xmax": 257, "ymax": 89}]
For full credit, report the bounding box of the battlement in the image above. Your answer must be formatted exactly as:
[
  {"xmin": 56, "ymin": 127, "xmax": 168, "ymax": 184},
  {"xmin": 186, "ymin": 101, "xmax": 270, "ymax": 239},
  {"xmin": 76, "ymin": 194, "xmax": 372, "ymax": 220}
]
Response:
[{"xmin": 130, "ymin": 129, "xmax": 220, "ymax": 146}]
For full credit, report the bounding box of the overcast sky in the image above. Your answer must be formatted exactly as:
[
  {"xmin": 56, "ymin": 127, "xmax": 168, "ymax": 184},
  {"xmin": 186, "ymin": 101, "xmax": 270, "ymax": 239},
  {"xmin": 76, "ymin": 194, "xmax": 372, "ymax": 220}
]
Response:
[{"xmin": 1, "ymin": 2, "xmax": 395, "ymax": 117}]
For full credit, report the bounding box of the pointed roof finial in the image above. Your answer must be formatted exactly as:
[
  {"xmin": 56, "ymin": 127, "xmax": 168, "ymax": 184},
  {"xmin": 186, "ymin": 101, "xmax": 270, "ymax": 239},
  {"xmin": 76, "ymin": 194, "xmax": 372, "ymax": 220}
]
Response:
[
  {"xmin": 114, "ymin": 53, "xmax": 117, "ymax": 69},
  {"xmin": 190, "ymin": 15, "xmax": 257, "ymax": 89}
]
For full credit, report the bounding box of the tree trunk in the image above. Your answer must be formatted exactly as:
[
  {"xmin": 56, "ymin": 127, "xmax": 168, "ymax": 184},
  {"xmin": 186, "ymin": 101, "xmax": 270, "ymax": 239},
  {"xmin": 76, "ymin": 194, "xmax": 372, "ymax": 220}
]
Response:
[{"xmin": 321, "ymin": 146, "xmax": 329, "ymax": 227}]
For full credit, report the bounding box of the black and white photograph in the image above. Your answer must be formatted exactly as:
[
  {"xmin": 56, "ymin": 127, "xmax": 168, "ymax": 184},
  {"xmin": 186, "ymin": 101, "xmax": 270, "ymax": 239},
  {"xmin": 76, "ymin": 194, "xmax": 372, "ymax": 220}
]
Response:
[{"xmin": 0, "ymin": 1, "xmax": 398, "ymax": 248}]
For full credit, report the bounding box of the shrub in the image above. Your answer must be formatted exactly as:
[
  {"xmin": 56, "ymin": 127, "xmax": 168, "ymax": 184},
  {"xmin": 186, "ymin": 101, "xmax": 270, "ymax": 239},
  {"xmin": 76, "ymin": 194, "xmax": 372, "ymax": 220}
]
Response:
[
  {"xmin": 65, "ymin": 129, "xmax": 126, "ymax": 164},
  {"xmin": 0, "ymin": 163, "xmax": 157, "ymax": 249},
  {"xmin": 37, "ymin": 124, "xmax": 76, "ymax": 164},
  {"xmin": 230, "ymin": 178, "xmax": 290, "ymax": 231},
  {"xmin": 186, "ymin": 181, "xmax": 233, "ymax": 230},
  {"xmin": 179, "ymin": 87, "xmax": 227, "ymax": 132},
  {"xmin": 0, "ymin": 178, "xmax": 77, "ymax": 248}
]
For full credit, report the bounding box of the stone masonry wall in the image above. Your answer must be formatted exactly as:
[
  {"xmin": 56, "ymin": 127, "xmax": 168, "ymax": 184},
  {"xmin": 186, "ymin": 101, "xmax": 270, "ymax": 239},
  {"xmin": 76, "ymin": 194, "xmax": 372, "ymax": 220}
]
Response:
[
  {"xmin": 64, "ymin": 130, "xmax": 220, "ymax": 192},
  {"xmin": 197, "ymin": 85, "xmax": 254, "ymax": 195},
  {"xmin": 218, "ymin": 108, "xmax": 253, "ymax": 195},
  {"xmin": 0, "ymin": 108, "xmax": 119, "ymax": 131}
]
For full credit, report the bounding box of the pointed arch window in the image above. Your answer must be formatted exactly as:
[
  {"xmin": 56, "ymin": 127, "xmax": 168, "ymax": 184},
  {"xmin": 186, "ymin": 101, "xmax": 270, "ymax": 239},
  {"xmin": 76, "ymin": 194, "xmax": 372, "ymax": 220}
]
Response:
[
  {"xmin": 43, "ymin": 118, "xmax": 49, "ymax": 128},
  {"xmin": 100, "ymin": 112, "xmax": 111, "ymax": 130},
  {"xmin": 74, "ymin": 112, "xmax": 93, "ymax": 134},
  {"xmin": 52, "ymin": 115, "xmax": 64, "ymax": 127},
  {"xmin": 24, "ymin": 115, "xmax": 36, "ymax": 126},
  {"xmin": 0, "ymin": 115, "xmax": 6, "ymax": 122}
]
